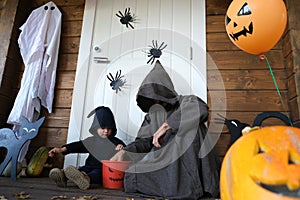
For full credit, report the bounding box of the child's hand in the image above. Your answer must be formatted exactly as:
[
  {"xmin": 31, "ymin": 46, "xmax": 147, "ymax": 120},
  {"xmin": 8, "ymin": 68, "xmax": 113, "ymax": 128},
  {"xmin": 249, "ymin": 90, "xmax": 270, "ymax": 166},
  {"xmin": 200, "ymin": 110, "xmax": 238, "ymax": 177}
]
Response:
[
  {"xmin": 48, "ymin": 147, "xmax": 66, "ymax": 157},
  {"xmin": 115, "ymin": 144, "xmax": 124, "ymax": 150},
  {"xmin": 48, "ymin": 148, "xmax": 59, "ymax": 157}
]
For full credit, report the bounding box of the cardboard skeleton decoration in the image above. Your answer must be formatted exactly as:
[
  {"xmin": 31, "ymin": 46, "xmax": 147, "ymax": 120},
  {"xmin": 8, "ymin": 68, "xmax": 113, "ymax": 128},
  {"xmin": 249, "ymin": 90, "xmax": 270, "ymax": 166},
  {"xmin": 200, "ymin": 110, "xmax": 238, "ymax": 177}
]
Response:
[
  {"xmin": 220, "ymin": 126, "xmax": 300, "ymax": 200},
  {"xmin": 225, "ymin": 0, "xmax": 287, "ymax": 55}
]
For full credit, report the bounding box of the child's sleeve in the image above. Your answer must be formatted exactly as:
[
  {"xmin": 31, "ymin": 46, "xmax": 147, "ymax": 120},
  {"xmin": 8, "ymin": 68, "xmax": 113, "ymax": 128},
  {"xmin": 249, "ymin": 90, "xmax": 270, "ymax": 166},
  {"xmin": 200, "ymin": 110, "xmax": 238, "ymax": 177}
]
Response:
[
  {"xmin": 111, "ymin": 137, "xmax": 126, "ymax": 147},
  {"xmin": 62, "ymin": 140, "xmax": 89, "ymax": 154}
]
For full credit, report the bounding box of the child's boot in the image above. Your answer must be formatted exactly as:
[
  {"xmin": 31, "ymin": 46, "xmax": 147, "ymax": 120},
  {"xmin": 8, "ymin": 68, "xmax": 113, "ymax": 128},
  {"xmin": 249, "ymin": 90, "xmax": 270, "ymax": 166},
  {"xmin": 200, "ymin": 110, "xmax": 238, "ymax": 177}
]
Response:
[
  {"xmin": 49, "ymin": 168, "xmax": 67, "ymax": 187},
  {"xmin": 64, "ymin": 165, "xmax": 90, "ymax": 190}
]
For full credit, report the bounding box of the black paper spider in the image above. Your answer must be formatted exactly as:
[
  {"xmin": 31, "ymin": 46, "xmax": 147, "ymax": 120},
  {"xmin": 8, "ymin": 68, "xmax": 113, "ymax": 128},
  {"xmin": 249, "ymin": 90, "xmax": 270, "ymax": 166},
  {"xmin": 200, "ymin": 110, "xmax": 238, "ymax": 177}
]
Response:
[
  {"xmin": 116, "ymin": 8, "xmax": 136, "ymax": 29},
  {"xmin": 106, "ymin": 70, "xmax": 126, "ymax": 93},
  {"xmin": 146, "ymin": 40, "xmax": 167, "ymax": 65}
]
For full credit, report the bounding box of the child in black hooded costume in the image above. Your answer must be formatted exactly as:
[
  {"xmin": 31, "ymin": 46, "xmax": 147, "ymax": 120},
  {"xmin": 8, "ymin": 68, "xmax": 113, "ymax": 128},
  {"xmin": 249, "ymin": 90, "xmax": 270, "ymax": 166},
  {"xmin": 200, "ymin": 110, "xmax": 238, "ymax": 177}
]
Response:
[{"xmin": 48, "ymin": 106, "xmax": 125, "ymax": 190}]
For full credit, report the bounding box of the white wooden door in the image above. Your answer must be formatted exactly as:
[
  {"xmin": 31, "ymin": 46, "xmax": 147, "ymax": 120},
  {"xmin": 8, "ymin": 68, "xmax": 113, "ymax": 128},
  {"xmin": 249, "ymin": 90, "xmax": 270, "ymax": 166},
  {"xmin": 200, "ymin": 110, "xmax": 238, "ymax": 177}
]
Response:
[{"xmin": 66, "ymin": 0, "xmax": 206, "ymax": 167}]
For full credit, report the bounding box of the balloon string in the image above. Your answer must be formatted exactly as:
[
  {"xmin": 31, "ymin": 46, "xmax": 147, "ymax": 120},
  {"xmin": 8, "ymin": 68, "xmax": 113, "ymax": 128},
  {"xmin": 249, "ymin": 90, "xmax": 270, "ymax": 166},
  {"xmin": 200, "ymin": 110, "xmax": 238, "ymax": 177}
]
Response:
[
  {"xmin": 265, "ymin": 56, "xmax": 281, "ymax": 98},
  {"xmin": 264, "ymin": 55, "xmax": 293, "ymax": 126}
]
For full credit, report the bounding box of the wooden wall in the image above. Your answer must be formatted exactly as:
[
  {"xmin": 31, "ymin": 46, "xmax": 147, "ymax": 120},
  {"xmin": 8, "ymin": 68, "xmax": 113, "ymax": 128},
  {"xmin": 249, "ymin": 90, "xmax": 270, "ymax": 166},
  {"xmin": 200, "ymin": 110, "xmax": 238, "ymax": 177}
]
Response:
[
  {"xmin": 283, "ymin": 0, "xmax": 300, "ymax": 127},
  {"xmin": 20, "ymin": 0, "xmax": 84, "ymax": 167},
  {"xmin": 0, "ymin": 0, "xmax": 30, "ymax": 127},
  {"xmin": 206, "ymin": 0, "xmax": 290, "ymax": 158},
  {"xmin": 0, "ymin": 0, "xmax": 295, "ymax": 166}
]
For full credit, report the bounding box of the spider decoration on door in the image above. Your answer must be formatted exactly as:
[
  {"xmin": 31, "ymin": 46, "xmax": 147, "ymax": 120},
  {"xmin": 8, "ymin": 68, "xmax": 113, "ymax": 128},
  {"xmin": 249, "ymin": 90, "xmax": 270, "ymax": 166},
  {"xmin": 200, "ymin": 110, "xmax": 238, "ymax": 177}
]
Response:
[
  {"xmin": 145, "ymin": 40, "xmax": 167, "ymax": 65},
  {"xmin": 116, "ymin": 8, "xmax": 136, "ymax": 29},
  {"xmin": 106, "ymin": 70, "xmax": 126, "ymax": 93}
]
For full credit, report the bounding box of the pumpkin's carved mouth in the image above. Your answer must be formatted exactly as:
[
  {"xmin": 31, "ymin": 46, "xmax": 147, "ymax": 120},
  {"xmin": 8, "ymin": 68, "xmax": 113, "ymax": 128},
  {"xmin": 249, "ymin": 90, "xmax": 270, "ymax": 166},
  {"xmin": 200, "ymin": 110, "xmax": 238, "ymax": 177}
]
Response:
[
  {"xmin": 230, "ymin": 22, "xmax": 253, "ymax": 41},
  {"xmin": 257, "ymin": 182, "xmax": 300, "ymax": 198},
  {"xmin": 109, "ymin": 177, "xmax": 124, "ymax": 182}
]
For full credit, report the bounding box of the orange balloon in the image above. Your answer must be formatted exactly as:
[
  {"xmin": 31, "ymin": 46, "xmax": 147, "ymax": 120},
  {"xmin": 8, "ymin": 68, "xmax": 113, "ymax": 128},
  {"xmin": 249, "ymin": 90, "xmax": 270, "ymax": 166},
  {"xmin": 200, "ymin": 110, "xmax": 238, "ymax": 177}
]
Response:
[{"xmin": 225, "ymin": 0, "xmax": 287, "ymax": 55}]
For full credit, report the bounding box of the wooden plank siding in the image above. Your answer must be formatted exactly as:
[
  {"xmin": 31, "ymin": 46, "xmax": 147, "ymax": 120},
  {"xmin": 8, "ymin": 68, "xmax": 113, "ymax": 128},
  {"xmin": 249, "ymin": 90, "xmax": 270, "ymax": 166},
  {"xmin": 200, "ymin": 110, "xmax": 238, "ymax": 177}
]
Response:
[
  {"xmin": 0, "ymin": 0, "xmax": 30, "ymax": 127},
  {"xmin": 283, "ymin": 0, "xmax": 300, "ymax": 127},
  {"xmin": 206, "ymin": 0, "xmax": 290, "ymax": 160},
  {"xmin": 26, "ymin": 0, "xmax": 85, "ymax": 166},
  {"xmin": 0, "ymin": 0, "xmax": 85, "ymax": 167},
  {"xmin": 0, "ymin": 0, "xmax": 298, "ymax": 168}
]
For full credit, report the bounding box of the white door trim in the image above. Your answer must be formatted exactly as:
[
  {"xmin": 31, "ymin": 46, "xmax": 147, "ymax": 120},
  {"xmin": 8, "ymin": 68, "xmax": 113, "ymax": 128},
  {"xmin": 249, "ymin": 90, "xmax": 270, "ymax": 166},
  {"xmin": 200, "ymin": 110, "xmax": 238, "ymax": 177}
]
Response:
[{"xmin": 65, "ymin": 0, "xmax": 97, "ymax": 167}]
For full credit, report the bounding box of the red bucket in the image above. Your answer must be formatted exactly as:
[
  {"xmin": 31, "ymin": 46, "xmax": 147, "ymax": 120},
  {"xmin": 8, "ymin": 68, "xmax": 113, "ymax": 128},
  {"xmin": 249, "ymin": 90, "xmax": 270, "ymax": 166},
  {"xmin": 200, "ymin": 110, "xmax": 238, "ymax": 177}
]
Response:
[{"xmin": 101, "ymin": 160, "xmax": 130, "ymax": 189}]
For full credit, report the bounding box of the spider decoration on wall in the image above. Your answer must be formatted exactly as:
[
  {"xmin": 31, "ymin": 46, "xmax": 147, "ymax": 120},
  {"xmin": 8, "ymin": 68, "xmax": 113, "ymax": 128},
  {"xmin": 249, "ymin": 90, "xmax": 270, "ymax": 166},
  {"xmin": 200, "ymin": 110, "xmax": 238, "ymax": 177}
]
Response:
[
  {"xmin": 116, "ymin": 8, "xmax": 136, "ymax": 29},
  {"xmin": 106, "ymin": 70, "xmax": 126, "ymax": 93},
  {"xmin": 145, "ymin": 40, "xmax": 167, "ymax": 65}
]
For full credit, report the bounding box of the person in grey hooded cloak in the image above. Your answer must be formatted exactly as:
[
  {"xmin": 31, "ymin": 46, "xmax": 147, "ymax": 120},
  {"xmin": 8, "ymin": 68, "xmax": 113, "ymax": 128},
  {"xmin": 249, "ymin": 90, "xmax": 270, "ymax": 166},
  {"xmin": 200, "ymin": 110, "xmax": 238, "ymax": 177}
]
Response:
[{"xmin": 111, "ymin": 60, "xmax": 220, "ymax": 199}]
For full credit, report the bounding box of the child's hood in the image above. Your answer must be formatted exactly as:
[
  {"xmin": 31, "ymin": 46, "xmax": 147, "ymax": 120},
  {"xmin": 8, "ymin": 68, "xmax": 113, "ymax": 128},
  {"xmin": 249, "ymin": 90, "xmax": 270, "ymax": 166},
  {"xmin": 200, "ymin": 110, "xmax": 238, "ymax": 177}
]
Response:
[{"xmin": 87, "ymin": 106, "xmax": 117, "ymax": 137}]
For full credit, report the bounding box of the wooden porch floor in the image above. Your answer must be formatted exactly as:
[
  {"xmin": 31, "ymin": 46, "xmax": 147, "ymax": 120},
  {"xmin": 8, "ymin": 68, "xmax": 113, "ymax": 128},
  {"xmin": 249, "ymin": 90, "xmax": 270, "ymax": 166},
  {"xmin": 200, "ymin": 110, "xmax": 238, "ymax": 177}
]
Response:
[
  {"xmin": 0, "ymin": 177, "xmax": 216, "ymax": 200},
  {"xmin": 0, "ymin": 177, "xmax": 148, "ymax": 200}
]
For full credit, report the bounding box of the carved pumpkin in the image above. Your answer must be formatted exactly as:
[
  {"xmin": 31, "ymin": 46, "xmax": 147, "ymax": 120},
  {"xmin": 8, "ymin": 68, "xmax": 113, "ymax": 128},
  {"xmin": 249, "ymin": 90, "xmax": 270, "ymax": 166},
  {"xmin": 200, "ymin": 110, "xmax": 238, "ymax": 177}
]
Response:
[
  {"xmin": 225, "ymin": 0, "xmax": 287, "ymax": 55},
  {"xmin": 220, "ymin": 126, "xmax": 300, "ymax": 200}
]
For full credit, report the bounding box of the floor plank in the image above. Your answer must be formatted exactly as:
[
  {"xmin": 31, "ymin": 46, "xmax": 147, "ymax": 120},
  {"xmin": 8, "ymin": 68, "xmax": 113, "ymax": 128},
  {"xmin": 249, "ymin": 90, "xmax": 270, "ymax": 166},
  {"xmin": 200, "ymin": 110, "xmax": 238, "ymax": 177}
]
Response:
[
  {"xmin": 0, "ymin": 177, "xmax": 148, "ymax": 200},
  {"xmin": 0, "ymin": 177, "xmax": 216, "ymax": 200}
]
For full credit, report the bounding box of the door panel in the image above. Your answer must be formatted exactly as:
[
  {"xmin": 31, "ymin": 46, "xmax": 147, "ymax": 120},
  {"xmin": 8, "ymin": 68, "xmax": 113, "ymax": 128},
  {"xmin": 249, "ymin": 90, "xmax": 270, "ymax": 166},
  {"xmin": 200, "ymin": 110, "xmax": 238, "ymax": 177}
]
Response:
[{"xmin": 66, "ymin": 0, "xmax": 206, "ymax": 167}]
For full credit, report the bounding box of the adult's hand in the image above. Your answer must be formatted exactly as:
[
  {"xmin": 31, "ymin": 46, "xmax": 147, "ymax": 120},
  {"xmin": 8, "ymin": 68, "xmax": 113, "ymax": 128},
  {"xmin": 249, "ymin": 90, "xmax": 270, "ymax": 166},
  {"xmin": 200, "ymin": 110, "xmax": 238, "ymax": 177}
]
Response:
[
  {"xmin": 152, "ymin": 122, "xmax": 170, "ymax": 148},
  {"xmin": 110, "ymin": 149, "xmax": 125, "ymax": 161}
]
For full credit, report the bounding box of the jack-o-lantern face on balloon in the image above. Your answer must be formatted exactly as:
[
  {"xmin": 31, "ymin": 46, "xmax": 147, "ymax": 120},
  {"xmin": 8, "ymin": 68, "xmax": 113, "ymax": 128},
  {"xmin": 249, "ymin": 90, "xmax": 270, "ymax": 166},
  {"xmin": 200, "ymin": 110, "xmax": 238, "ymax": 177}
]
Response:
[
  {"xmin": 220, "ymin": 126, "xmax": 300, "ymax": 200},
  {"xmin": 225, "ymin": 0, "xmax": 287, "ymax": 55}
]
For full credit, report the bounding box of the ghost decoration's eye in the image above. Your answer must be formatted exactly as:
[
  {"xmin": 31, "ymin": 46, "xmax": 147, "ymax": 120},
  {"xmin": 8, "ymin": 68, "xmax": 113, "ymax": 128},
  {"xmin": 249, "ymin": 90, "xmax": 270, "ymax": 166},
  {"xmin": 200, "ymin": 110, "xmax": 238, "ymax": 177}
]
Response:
[{"xmin": 238, "ymin": 3, "xmax": 252, "ymax": 16}]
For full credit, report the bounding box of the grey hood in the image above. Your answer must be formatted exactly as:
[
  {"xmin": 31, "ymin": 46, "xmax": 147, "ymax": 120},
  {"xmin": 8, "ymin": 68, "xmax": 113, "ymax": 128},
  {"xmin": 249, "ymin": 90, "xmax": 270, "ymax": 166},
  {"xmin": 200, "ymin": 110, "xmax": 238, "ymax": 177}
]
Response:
[{"xmin": 136, "ymin": 60, "xmax": 179, "ymax": 112}]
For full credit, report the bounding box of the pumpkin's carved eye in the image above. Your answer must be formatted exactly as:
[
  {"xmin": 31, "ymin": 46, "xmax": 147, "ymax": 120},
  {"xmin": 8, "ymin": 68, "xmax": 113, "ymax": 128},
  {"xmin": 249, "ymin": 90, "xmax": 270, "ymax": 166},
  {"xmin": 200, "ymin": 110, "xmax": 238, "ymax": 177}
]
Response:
[
  {"xmin": 225, "ymin": 15, "xmax": 231, "ymax": 26},
  {"xmin": 238, "ymin": 3, "xmax": 252, "ymax": 16},
  {"xmin": 288, "ymin": 154, "xmax": 298, "ymax": 164},
  {"xmin": 108, "ymin": 168, "xmax": 114, "ymax": 173},
  {"xmin": 257, "ymin": 146, "xmax": 265, "ymax": 154}
]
